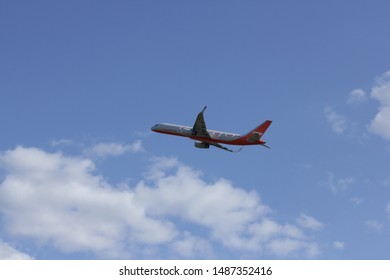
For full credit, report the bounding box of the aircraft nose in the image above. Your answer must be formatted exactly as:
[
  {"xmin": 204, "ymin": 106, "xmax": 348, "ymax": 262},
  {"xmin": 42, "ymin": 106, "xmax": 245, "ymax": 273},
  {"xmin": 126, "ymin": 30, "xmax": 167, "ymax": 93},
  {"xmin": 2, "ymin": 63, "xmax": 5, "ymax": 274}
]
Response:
[{"xmin": 151, "ymin": 124, "xmax": 159, "ymax": 131}]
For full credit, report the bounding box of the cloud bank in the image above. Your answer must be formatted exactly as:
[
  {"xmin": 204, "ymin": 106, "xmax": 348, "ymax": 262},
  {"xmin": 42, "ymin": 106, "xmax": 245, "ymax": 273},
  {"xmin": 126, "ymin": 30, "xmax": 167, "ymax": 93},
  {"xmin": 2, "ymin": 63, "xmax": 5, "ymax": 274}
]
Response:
[
  {"xmin": 0, "ymin": 146, "xmax": 322, "ymax": 259},
  {"xmin": 0, "ymin": 241, "xmax": 32, "ymax": 260}
]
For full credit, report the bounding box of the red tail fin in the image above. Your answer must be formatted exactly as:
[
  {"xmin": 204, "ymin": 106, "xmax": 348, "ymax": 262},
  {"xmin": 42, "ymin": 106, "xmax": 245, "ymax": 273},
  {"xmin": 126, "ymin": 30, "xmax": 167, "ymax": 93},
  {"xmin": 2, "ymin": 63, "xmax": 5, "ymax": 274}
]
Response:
[
  {"xmin": 248, "ymin": 120, "xmax": 272, "ymax": 137},
  {"xmin": 243, "ymin": 120, "xmax": 272, "ymax": 143}
]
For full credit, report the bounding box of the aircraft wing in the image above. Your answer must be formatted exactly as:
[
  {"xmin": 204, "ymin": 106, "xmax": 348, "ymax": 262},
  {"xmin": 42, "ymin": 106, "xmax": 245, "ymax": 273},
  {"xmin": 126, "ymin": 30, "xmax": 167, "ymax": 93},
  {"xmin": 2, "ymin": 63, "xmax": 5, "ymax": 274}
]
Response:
[
  {"xmin": 192, "ymin": 106, "xmax": 210, "ymax": 138},
  {"xmin": 209, "ymin": 142, "xmax": 242, "ymax": 153}
]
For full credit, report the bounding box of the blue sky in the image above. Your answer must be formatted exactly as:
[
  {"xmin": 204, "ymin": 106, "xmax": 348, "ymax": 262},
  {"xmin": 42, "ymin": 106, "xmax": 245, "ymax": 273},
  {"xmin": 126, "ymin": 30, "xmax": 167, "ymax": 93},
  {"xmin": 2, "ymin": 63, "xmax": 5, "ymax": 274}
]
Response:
[{"xmin": 1, "ymin": 0, "xmax": 390, "ymax": 259}]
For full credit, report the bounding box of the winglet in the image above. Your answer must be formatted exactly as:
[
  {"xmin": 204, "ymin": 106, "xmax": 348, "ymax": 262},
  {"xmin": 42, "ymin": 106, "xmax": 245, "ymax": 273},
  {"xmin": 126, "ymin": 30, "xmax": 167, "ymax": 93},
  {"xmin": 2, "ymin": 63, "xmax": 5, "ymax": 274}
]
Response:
[{"xmin": 201, "ymin": 106, "xmax": 207, "ymax": 113}]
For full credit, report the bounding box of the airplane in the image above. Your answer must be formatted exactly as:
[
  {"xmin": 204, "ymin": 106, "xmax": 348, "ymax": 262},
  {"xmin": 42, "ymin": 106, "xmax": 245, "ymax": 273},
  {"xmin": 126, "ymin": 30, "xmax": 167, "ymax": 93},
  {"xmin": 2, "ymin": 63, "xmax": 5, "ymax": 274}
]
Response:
[{"xmin": 151, "ymin": 106, "xmax": 272, "ymax": 152}]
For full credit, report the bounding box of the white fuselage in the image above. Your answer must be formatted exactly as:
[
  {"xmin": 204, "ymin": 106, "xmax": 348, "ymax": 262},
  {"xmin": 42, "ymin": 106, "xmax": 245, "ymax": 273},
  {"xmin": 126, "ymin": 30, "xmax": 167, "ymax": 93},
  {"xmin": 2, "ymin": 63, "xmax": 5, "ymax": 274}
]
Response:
[{"xmin": 151, "ymin": 123, "xmax": 242, "ymax": 143}]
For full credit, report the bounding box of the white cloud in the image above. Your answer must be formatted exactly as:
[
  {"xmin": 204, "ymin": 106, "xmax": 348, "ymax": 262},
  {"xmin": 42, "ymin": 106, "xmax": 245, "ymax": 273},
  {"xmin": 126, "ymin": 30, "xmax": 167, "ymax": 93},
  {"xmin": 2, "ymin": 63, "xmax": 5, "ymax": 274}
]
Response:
[
  {"xmin": 296, "ymin": 213, "xmax": 324, "ymax": 231},
  {"xmin": 347, "ymin": 88, "xmax": 367, "ymax": 105},
  {"xmin": 171, "ymin": 232, "xmax": 213, "ymax": 259},
  {"xmin": 333, "ymin": 241, "xmax": 345, "ymax": 250},
  {"xmin": 0, "ymin": 146, "xmax": 322, "ymax": 259},
  {"xmin": 350, "ymin": 196, "xmax": 364, "ymax": 206},
  {"xmin": 324, "ymin": 107, "xmax": 347, "ymax": 134},
  {"xmin": 145, "ymin": 156, "xmax": 180, "ymax": 180},
  {"xmin": 0, "ymin": 146, "xmax": 175, "ymax": 259},
  {"xmin": 369, "ymin": 71, "xmax": 390, "ymax": 140},
  {"xmin": 87, "ymin": 140, "xmax": 144, "ymax": 158},
  {"xmin": 365, "ymin": 220, "xmax": 384, "ymax": 233},
  {"xmin": 0, "ymin": 241, "xmax": 32, "ymax": 259},
  {"xmin": 325, "ymin": 173, "xmax": 355, "ymax": 194},
  {"xmin": 51, "ymin": 139, "xmax": 73, "ymax": 147},
  {"xmin": 248, "ymin": 220, "xmax": 320, "ymax": 257},
  {"xmin": 267, "ymin": 238, "xmax": 320, "ymax": 257},
  {"xmin": 136, "ymin": 161, "xmax": 271, "ymax": 252}
]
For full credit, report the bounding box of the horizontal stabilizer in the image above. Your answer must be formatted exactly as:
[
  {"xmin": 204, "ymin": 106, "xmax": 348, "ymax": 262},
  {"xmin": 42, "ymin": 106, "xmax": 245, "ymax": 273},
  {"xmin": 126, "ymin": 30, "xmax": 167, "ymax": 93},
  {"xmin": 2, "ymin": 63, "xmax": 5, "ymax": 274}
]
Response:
[{"xmin": 261, "ymin": 143, "xmax": 271, "ymax": 149}]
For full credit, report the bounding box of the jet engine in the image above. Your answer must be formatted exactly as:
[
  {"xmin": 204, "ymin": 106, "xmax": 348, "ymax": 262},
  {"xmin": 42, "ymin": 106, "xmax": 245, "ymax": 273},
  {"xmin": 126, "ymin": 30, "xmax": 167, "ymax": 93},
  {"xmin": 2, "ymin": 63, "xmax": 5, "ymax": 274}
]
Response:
[{"xmin": 194, "ymin": 141, "xmax": 210, "ymax": 149}]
